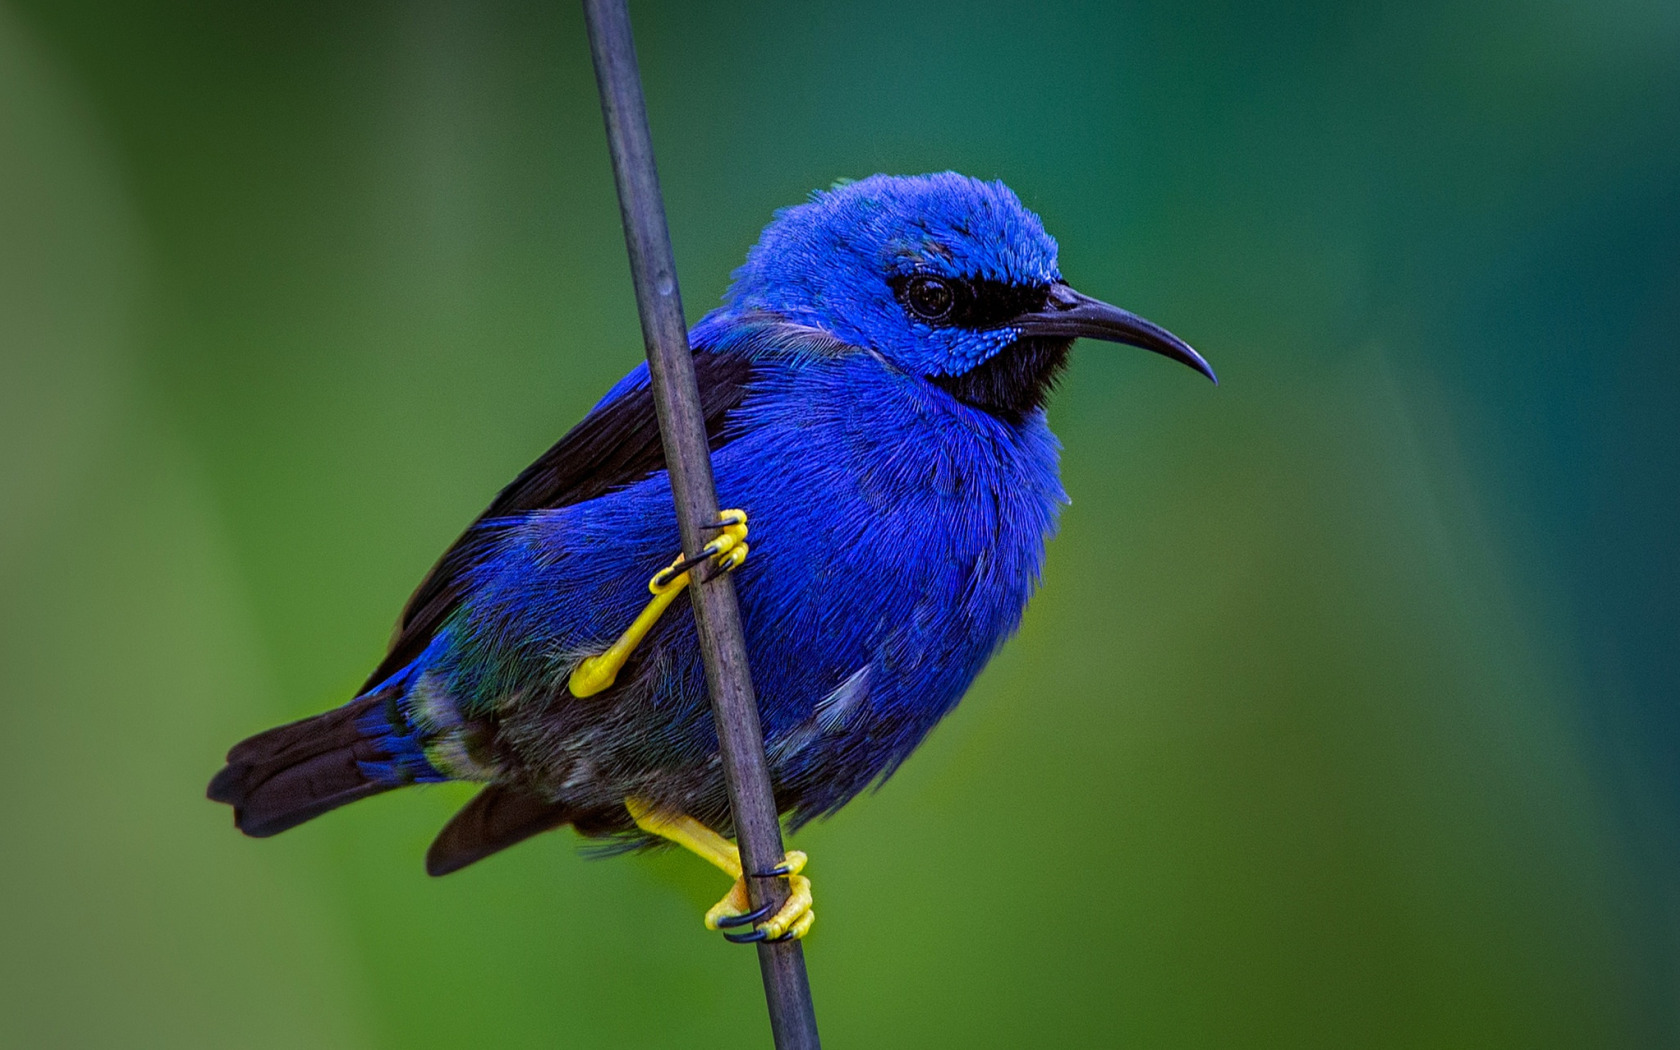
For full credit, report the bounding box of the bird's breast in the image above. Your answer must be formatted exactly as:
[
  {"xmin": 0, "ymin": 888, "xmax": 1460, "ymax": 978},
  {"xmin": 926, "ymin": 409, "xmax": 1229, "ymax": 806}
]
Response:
[{"xmin": 712, "ymin": 355, "xmax": 1066, "ymax": 795}]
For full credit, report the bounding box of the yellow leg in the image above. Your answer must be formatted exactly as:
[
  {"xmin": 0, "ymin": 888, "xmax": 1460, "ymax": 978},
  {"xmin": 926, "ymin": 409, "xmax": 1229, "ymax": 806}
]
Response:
[
  {"xmin": 570, "ymin": 510, "xmax": 749, "ymax": 698},
  {"xmin": 625, "ymin": 796, "xmax": 814, "ymax": 942}
]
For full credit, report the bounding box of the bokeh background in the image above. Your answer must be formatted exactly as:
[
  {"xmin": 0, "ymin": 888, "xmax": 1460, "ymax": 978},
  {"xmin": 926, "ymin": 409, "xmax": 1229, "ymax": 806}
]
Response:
[{"xmin": 3, "ymin": 0, "xmax": 1676, "ymax": 1046}]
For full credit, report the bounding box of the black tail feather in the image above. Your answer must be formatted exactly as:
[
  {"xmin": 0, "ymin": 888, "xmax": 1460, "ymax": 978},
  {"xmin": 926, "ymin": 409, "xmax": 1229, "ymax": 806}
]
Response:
[
  {"xmin": 426, "ymin": 785, "xmax": 577, "ymax": 876},
  {"xmin": 209, "ymin": 693, "xmax": 396, "ymax": 837}
]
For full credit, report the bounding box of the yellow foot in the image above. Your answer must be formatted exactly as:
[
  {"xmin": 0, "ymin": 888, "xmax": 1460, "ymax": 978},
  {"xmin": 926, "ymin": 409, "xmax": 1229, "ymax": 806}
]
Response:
[
  {"xmin": 569, "ymin": 510, "xmax": 750, "ymax": 698},
  {"xmin": 705, "ymin": 851, "xmax": 815, "ymax": 943},
  {"xmin": 624, "ymin": 797, "xmax": 813, "ymax": 943}
]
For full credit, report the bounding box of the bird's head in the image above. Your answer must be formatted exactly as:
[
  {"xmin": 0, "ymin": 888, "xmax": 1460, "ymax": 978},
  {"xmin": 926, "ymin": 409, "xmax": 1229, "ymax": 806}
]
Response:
[{"xmin": 714, "ymin": 172, "xmax": 1214, "ymax": 420}]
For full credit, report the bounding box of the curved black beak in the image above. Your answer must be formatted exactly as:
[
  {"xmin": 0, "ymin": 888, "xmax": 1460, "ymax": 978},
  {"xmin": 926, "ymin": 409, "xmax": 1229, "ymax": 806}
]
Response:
[{"xmin": 1009, "ymin": 283, "xmax": 1216, "ymax": 385}]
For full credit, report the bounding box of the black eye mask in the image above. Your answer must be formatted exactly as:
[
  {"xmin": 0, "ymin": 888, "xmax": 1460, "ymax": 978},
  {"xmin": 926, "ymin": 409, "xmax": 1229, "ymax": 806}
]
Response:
[{"xmin": 890, "ymin": 274, "xmax": 1053, "ymax": 330}]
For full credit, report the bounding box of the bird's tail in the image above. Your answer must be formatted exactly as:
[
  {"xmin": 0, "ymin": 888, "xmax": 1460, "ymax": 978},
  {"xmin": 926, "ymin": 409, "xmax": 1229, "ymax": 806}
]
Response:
[
  {"xmin": 209, "ymin": 664, "xmax": 612, "ymax": 872},
  {"xmin": 425, "ymin": 784, "xmax": 583, "ymax": 876},
  {"xmin": 208, "ymin": 668, "xmax": 446, "ymax": 838}
]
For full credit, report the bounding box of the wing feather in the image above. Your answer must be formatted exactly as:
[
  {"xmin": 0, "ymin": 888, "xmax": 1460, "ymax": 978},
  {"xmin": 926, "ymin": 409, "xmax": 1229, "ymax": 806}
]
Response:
[{"xmin": 360, "ymin": 351, "xmax": 756, "ymax": 692}]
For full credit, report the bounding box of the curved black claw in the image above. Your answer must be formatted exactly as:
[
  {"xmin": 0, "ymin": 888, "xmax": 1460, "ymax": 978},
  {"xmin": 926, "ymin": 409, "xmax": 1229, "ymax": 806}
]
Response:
[
  {"xmin": 757, "ymin": 863, "xmax": 797, "ymax": 878},
  {"xmin": 661, "ymin": 550, "xmax": 713, "ymax": 582},
  {"xmin": 723, "ymin": 927, "xmax": 770, "ymax": 944},
  {"xmin": 712, "ymin": 901, "xmax": 775, "ymax": 929},
  {"xmin": 660, "ymin": 538, "xmax": 744, "ymax": 586},
  {"xmin": 766, "ymin": 929, "xmax": 800, "ymax": 943}
]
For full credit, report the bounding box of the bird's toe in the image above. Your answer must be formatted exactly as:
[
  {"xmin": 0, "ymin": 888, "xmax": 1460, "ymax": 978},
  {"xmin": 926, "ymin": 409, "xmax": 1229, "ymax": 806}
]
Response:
[
  {"xmin": 704, "ymin": 852, "xmax": 814, "ymax": 943},
  {"xmin": 755, "ymin": 874, "xmax": 813, "ymax": 941},
  {"xmin": 704, "ymin": 876, "xmax": 754, "ymax": 930}
]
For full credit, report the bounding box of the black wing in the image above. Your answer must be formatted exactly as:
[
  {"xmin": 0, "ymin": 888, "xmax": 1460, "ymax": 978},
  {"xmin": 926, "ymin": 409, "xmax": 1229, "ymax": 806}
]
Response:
[{"xmin": 360, "ymin": 351, "xmax": 757, "ymax": 692}]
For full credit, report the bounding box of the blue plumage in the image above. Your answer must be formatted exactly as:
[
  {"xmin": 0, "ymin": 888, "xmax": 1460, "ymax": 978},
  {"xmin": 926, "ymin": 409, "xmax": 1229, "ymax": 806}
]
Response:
[{"xmin": 209, "ymin": 172, "xmax": 1214, "ymax": 876}]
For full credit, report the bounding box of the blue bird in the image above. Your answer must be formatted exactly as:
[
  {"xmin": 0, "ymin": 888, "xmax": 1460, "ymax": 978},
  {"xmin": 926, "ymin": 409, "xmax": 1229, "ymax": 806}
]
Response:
[{"xmin": 209, "ymin": 172, "xmax": 1214, "ymax": 942}]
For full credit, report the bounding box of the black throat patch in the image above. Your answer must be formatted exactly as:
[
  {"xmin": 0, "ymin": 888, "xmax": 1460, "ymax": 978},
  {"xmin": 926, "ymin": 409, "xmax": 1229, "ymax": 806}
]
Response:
[{"xmin": 932, "ymin": 338, "xmax": 1073, "ymax": 424}]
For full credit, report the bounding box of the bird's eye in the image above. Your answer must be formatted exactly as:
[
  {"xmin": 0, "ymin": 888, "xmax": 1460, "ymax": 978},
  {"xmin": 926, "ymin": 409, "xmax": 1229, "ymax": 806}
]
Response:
[{"xmin": 903, "ymin": 276, "xmax": 957, "ymax": 322}]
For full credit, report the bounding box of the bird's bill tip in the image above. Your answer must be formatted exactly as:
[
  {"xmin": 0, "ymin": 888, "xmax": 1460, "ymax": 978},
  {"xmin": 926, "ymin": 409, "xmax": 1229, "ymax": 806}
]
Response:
[{"xmin": 1010, "ymin": 284, "xmax": 1217, "ymax": 385}]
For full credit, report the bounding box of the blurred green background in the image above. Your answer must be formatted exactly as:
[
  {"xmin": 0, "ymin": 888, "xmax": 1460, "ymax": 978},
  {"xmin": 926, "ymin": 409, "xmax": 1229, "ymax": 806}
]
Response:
[{"xmin": 2, "ymin": 0, "xmax": 1676, "ymax": 1046}]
